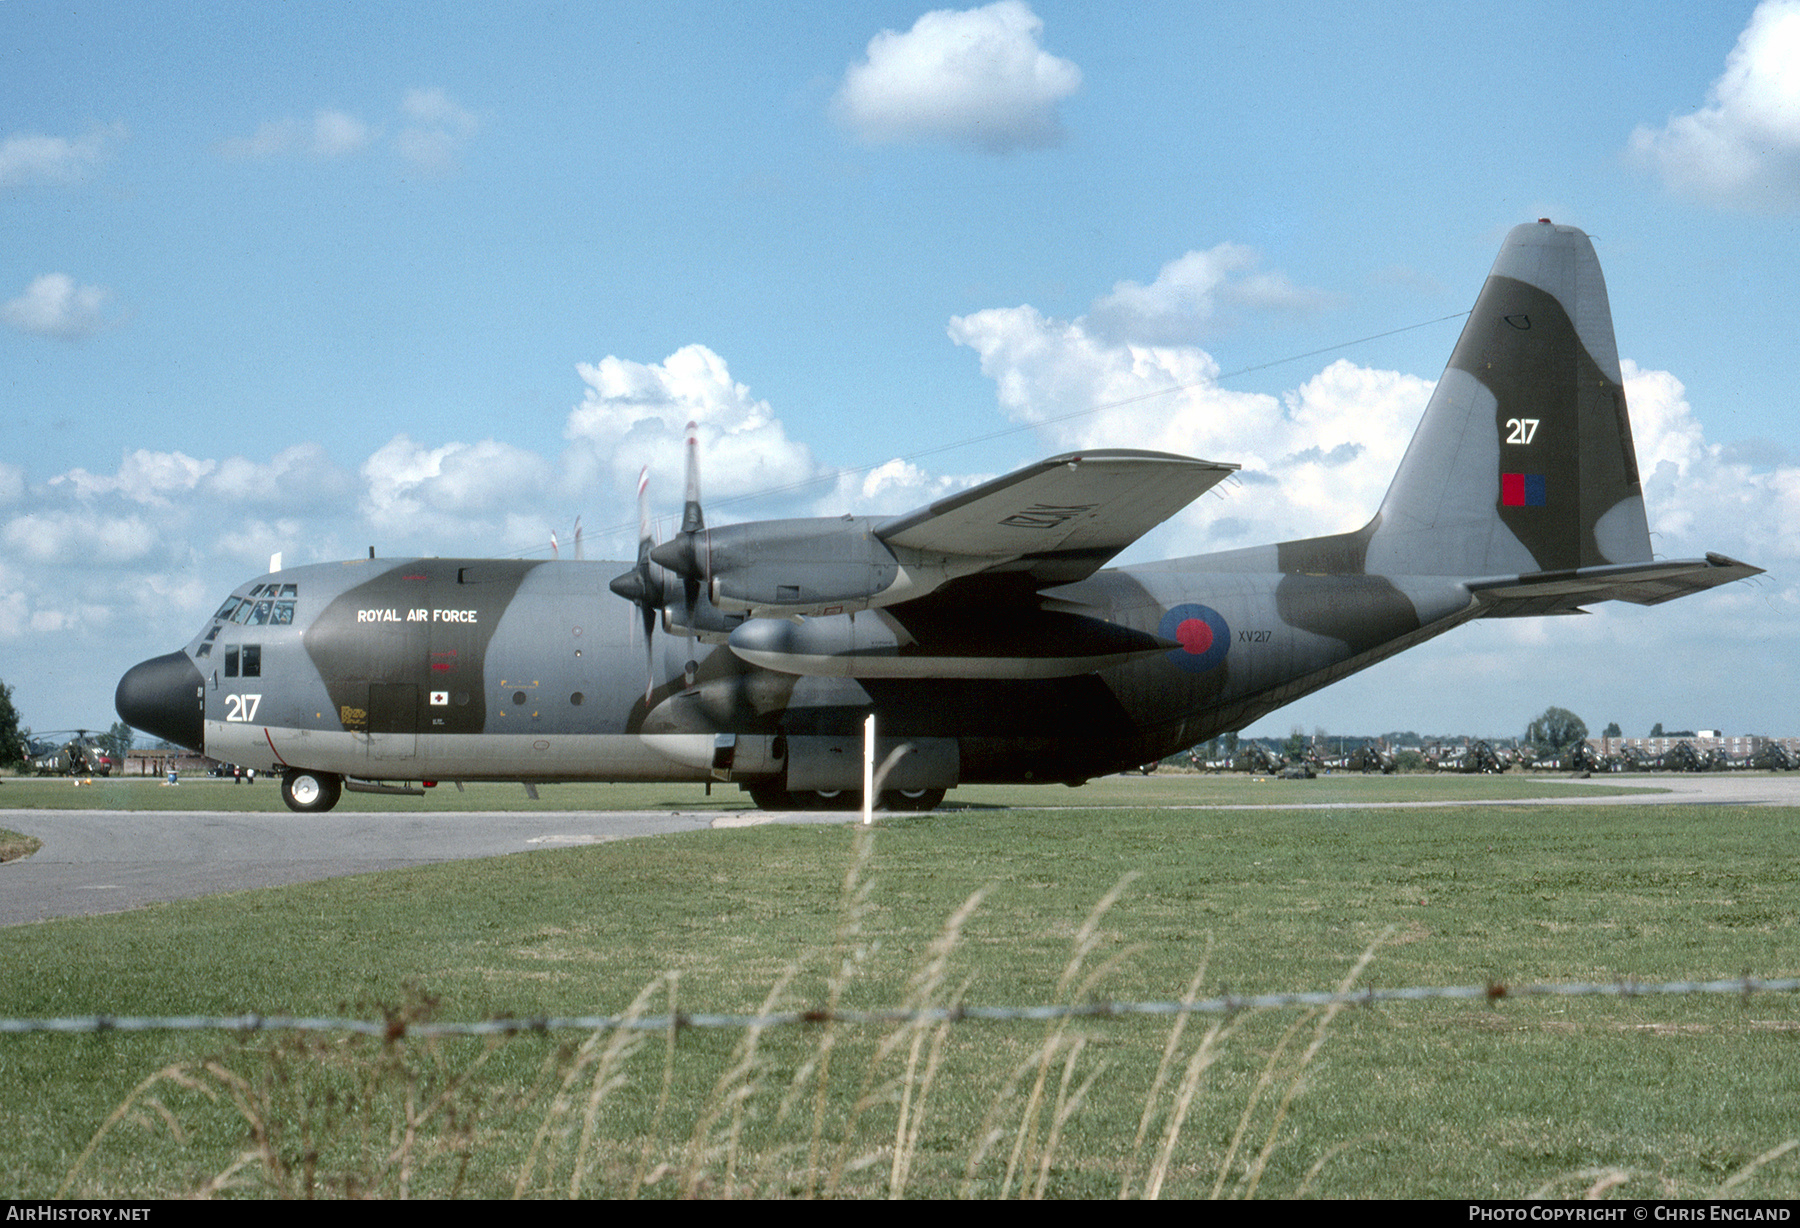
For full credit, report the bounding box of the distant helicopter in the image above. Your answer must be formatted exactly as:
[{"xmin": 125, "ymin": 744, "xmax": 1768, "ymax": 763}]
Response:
[{"xmin": 27, "ymin": 730, "xmax": 116, "ymax": 777}]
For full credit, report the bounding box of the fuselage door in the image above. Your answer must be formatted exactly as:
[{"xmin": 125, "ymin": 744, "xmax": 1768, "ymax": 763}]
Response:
[{"xmin": 368, "ymin": 681, "xmax": 419, "ymax": 761}]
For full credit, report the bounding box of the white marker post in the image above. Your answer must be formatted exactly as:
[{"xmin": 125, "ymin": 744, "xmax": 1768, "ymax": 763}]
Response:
[{"xmin": 861, "ymin": 713, "xmax": 875, "ymax": 825}]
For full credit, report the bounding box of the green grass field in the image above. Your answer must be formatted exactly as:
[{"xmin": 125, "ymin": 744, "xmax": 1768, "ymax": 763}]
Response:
[
  {"xmin": 1, "ymin": 779, "xmax": 1796, "ymax": 1198},
  {"xmin": 0, "ymin": 768, "xmax": 1658, "ymax": 810}
]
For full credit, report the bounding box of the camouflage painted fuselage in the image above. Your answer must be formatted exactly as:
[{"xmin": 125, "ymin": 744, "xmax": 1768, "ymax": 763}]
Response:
[{"xmin": 178, "ymin": 546, "xmax": 1474, "ymax": 790}]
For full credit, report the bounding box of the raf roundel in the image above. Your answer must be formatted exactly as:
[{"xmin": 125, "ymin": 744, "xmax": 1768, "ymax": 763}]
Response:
[{"xmin": 1158, "ymin": 603, "xmax": 1230, "ymax": 674}]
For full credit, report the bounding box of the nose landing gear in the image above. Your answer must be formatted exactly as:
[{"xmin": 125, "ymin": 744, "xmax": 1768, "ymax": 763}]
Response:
[{"xmin": 281, "ymin": 770, "xmax": 343, "ymax": 813}]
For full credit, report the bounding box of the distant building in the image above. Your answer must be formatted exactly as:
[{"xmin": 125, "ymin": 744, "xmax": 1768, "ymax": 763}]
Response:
[{"xmin": 1592, "ymin": 734, "xmax": 1800, "ymax": 760}]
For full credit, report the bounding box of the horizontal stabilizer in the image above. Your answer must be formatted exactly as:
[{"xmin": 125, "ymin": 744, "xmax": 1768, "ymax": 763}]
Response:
[
  {"xmin": 878, "ymin": 450, "xmax": 1235, "ymax": 584},
  {"xmin": 1468, "ymin": 553, "xmax": 1762, "ymax": 617}
]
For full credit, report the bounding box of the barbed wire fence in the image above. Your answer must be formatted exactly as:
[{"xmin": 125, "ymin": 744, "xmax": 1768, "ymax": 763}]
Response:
[{"xmin": 5, "ymin": 973, "xmax": 1796, "ymax": 1039}]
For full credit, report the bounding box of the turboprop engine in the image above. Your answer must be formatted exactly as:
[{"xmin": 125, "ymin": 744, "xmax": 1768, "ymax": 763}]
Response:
[{"xmin": 652, "ymin": 516, "xmax": 987, "ymax": 616}]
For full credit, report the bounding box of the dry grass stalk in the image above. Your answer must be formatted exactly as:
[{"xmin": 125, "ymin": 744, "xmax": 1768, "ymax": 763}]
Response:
[
  {"xmin": 60, "ymin": 1063, "xmax": 203, "ymax": 1197},
  {"xmin": 1141, "ymin": 1013, "xmax": 1246, "ymax": 1200},
  {"xmin": 795, "ymin": 822, "xmax": 879, "ymax": 1197},
  {"xmin": 886, "ymin": 886, "xmax": 986, "ymax": 1198},
  {"xmin": 571, "ymin": 982, "xmax": 661, "ymax": 1196},
  {"xmin": 1119, "ymin": 943, "xmax": 1211, "ymax": 1200},
  {"xmin": 1238, "ymin": 929, "xmax": 1390, "ymax": 1199},
  {"xmin": 1720, "ymin": 1139, "xmax": 1799, "ymax": 1197},
  {"xmin": 628, "ymin": 972, "xmax": 682, "ymax": 1199},
  {"xmin": 1029, "ymin": 1034, "xmax": 1105, "ymax": 1199},
  {"xmin": 679, "ymin": 963, "xmax": 798, "ymax": 1197},
  {"xmin": 998, "ymin": 872, "xmax": 1139, "ymax": 1198}
]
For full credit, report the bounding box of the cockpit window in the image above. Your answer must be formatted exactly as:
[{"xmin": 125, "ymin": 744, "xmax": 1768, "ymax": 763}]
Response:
[{"xmin": 212, "ymin": 585, "xmax": 298, "ymax": 630}]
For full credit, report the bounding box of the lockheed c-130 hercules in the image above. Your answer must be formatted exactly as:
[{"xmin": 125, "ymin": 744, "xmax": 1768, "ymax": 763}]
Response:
[{"xmin": 116, "ymin": 222, "xmax": 1760, "ymax": 813}]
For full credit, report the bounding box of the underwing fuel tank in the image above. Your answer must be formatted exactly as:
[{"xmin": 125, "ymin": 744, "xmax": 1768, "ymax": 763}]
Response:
[{"xmin": 726, "ymin": 608, "xmax": 1177, "ymax": 679}]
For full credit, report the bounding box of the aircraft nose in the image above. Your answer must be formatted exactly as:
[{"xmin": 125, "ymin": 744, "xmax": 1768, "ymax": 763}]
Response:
[{"xmin": 115, "ymin": 651, "xmax": 206, "ymax": 753}]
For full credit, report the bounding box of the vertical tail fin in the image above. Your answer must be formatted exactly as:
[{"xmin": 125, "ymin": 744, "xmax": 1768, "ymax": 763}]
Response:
[{"xmin": 1367, "ymin": 220, "xmax": 1650, "ymax": 578}]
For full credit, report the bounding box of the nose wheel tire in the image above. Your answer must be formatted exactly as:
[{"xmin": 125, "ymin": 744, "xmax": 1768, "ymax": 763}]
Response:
[{"xmin": 281, "ymin": 770, "xmax": 343, "ymax": 813}]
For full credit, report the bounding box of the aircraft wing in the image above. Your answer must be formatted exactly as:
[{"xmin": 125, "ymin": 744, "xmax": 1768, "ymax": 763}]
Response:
[
  {"xmin": 1467, "ymin": 553, "xmax": 1762, "ymax": 617},
  {"xmin": 876, "ymin": 450, "xmax": 1236, "ymax": 584}
]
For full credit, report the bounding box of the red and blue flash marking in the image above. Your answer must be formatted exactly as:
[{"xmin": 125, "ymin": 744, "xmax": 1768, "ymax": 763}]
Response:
[
  {"xmin": 1502, "ymin": 473, "xmax": 1546, "ymax": 507},
  {"xmin": 1158, "ymin": 603, "xmax": 1230, "ymax": 674}
]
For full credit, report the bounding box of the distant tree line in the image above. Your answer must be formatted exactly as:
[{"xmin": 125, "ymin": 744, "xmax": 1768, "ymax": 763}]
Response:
[
  {"xmin": 0, "ymin": 680, "xmax": 21, "ymax": 767},
  {"xmin": 1525, "ymin": 707, "xmax": 1588, "ymax": 754}
]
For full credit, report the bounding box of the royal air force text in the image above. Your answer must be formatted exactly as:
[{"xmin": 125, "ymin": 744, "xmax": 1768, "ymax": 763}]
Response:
[{"xmin": 356, "ymin": 609, "xmax": 479, "ymax": 624}]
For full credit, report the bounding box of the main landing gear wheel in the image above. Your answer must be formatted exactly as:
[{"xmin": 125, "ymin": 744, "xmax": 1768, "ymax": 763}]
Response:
[
  {"xmin": 745, "ymin": 785, "xmax": 947, "ymax": 813},
  {"xmin": 879, "ymin": 787, "xmax": 946, "ymax": 813},
  {"xmin": 745, "ymin": 787, "xmax": 863, "ymax": 812},
  {"xmin": 746, "ymin": 784, "xmax": 797, "ymax": 811},
  {"xmin": 281, "ymin": 770, "xmax": 343, "ymax": 813}
]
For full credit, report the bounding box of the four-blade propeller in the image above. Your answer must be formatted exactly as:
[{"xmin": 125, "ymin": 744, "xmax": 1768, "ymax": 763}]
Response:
[{"xmin": 607, "ymin": 421, "xmax": 708, "ymax": 702}]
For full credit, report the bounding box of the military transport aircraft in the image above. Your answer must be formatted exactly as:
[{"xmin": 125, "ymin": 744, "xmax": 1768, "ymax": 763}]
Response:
[{"xmin": 116, "ymin": 222, "xmax": 1761, "ymax": 813}]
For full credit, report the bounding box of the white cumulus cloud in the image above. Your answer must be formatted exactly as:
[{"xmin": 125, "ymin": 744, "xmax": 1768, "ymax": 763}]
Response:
[
  {"xmin": 0, "ymin": 123, "xmax": 125, "ymax": 188},
  {"xmin": 1627, "ymin": 0, "xmax": 1800, "ymax": 211},
  {"xmin": 395, "ymin": 88, "xmax": 478, "ymax": 172},
  {"xmin": 948, "ymin": 247, "xmax": 1402, "ymax": 548},
  {"xmin": 219, "ymin": 109, "xmax": 377, "ymax": 160},
  {"xmin": 205, "ymin": 443, "xmax": 356, "ymax": 510},
  {"xmin": 566, "ymin": 344, "xmax": 818, "ymax": 514},
  {"xmin": 1623, "ymin": 359, "xmax": 1800, "ymax": 567},
  {"xmin": 833, "ymin": 1, "xmax": 1081, "ymax": 153},
  {"xmin": 952, "ymin": 301, "xmax": 1432, "ymax": 546},
  {"xmin": 1088, "ymin": 244, "xmax": 1340, "ymax": 345},
  {"xmin": 218, "ymin": 90, "xmax": 476, "ymax": 171},
  {"xmin": 2, "ymin": 510, "xmax": 160, "ymax": 566},
  {"xmin": 360, "ymin": 435, "xmax": 552, "ymax": 546},
  {"xmin": 2, "ymin": 273, "xmax": 116, "ymax": 341}
]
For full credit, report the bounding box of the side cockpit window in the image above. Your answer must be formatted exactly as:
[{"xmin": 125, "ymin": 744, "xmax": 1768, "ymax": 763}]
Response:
[{"xmin": 224, "ymin": 645, "xmax": 261, "ymax": 677}]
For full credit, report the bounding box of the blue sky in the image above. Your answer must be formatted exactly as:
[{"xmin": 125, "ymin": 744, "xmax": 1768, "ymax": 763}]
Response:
[{"xmin": 4, "ymin": 0, "xmax": 1796, "ymax": 743}]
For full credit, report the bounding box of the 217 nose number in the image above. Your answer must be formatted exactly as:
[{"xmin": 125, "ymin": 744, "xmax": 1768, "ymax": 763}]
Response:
[{"xmin": 224, "ymin": 693, "xmax": 262, "ymax": 722}]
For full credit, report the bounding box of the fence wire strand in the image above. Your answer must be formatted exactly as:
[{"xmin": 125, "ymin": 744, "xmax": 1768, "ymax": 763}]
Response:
[{"xmin": 3, "ymin": 975, "xmax": 1795, "ymax": 1039}]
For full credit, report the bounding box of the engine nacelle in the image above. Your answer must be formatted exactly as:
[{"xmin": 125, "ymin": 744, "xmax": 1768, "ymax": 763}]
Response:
[{"xmin": 676, "ymin": 518, "xmax": 904, "ymax": 614}]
